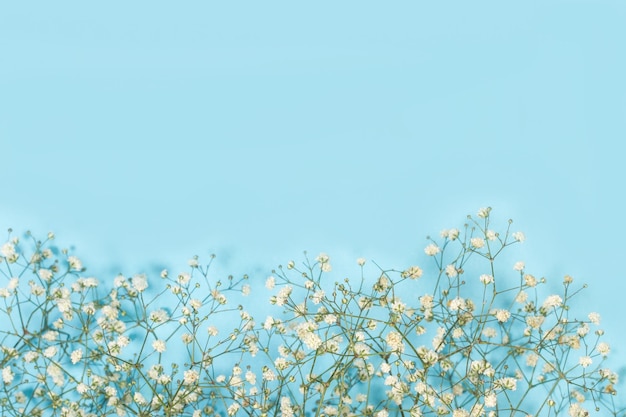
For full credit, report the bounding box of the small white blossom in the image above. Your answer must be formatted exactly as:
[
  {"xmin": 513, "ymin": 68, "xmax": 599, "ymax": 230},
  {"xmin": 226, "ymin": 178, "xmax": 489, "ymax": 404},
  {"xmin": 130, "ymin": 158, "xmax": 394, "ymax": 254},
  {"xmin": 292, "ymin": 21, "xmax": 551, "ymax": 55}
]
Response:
[
  {"xmin": 424, "ymin": 244, "xmax": 440, "ymax": 256},
  {"xmin": 542, "ymin": 295, "xmax": 563, "ymax": 310},
  {"xmin": 152, "ymin": 339, "xmax": 167, "ymax": 353},
  {"xmin": 183, "ymin": 369, "xmax": 199, "ymax": 385},
  {"xmin": 477, "ymin": 207, "xmax": 491, "ymax": 218},
  {"xmin": 579, "ymin": 356, "xmax": 592, "ymax": 368},
  {"xmin": 492, "ymin": 309, "xmax": 511, "ymax": 323},
  {"xmin": 71, "ymin": 349, "xmax": 83, "ymax": 364},
  {"xmin": 68, "ymin": 256, "xmax": 83, "ymax": 271},
  {"xmin": 597, "ymin": 342, "xmax": 610, "ymax": 356},
  {"xmin": 471, "ymin": 237, "xmax": 485, "ymax": 249},
  {"xmin": 512, "ymin": 231, "xmax": 525, "ymax": 242},
  {"xmin": 131, "ymin": 274, "xmax": 148, "ymax": 292},
  {"xmin": 588, "ymin": 312, "xmax": 601, "ymax": 325},
  {"xmin": 480, "ymin": 274, "xmax": 494, "ymax": 284},
  {"xmin": 2, "ymin": 366, "xmax": 13, "ymax": 384}
]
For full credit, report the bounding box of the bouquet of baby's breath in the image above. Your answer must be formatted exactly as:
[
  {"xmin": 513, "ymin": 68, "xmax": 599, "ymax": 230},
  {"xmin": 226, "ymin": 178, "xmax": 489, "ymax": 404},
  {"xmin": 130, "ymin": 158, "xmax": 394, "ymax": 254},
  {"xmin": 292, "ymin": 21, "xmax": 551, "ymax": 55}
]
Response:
[{"xmin": 0, "ymin": 208, "xmax": 622, "ymax": 417}]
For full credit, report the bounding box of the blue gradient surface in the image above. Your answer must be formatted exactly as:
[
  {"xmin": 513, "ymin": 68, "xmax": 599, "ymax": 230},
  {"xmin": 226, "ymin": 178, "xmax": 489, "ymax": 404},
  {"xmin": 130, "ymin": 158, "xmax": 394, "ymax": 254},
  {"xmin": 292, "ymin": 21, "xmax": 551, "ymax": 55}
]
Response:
[{"xmin": 2, "ymin": 1, "xmax": 625, "ymax": 375}]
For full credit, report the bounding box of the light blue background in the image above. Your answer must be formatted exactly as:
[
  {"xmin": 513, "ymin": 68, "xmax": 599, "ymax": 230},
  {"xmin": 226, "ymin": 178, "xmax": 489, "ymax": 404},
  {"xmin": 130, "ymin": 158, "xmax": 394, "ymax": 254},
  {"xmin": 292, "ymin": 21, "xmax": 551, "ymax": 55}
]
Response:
[{"xmin": 2, "ymin": 1, "xmax": 625, "ymax": 373}]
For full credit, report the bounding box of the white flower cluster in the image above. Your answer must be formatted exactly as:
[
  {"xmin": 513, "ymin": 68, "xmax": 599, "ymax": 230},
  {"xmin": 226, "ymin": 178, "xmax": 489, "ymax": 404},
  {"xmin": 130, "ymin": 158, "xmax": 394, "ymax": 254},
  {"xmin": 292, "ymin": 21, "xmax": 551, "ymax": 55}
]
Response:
[{"xmin": 0, "ymin": 209, "xmax": 619, "ymax": 417}]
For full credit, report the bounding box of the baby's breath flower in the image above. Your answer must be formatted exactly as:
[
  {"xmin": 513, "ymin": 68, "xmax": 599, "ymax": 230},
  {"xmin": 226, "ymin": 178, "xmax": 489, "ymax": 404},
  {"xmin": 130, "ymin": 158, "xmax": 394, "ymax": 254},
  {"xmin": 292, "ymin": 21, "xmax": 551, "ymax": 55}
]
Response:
[
  {"xmin": 542, "ymin": 295, "xmax": 563, "ymax": 310},
  {"xmin": 424, "ymin": 244, "xmax": 440, "ymax": 256},
  {"xmin": 471, "ymin": 237, "xmax": 485, "ymax": 249},
  {"xmin": 183, "ymin": 369, "xmax": 199, "ymax": 385},
  {"xmin": 495, "ymin": 377, "xmax": 517, "ymax": 391},
  {"xmin": 316, "ymin": 252, "xmax": 330, "ymax": 264},
  {"xmin": 2, "ymin": 366, "xmax": 14, "ymax": 384},
  {"xmin": 131, "ymin": 274, "xmax": 148, "ymax": 292},
  {"xmin": 265, "ymin": 276, "xmax": 276, "ymax": 289},
  {"xmin": 492, "ymin": 309, "xmax": 511, "ymax": 323},
  {"xmin": 445, "ymin": 264, "xmax": 458, "ymax": 277},
  {"xmin": 242, "ymin": 284, "xmax": 251, "ymax": 295},
  {"xmin": 177, "ymin": 272, "xmax": 191, "ymax": 285},
  {"xmin": 597, "ymin": 342, "xmax": 610, "ymax": 356},
  {"xmin": 579, "ymin": 356, "xmax": 592, "ymax": 368},
  {"xmin": 68, "ymin": 256, "xmax": 83, "ymax": 271},
  {"xmin": 386, "ymin": 331, "xmax": 405, "ymax": 353},
  {"xmin": 38, "ymin": 268, "xmax": 53, "ymax": 281},
  {"xmin": 514, "ymin": 261, "xmax": 525, "ymax": 271},
  {"xmin": 357, "ymin": 257, "xmax": 366, "ymax": 266},
  {"xmin": 43, "ymin": 346, "xmax": 57, "ymax": 358},
  {"xmin": 524, "ymin": 274, "xmax": 537, "ymax": 287},
  {"xmin": 76, "ymin": 383, "xmax": 88, "ymax": 395},
  {"xmin": 477, "ymin": 207, "xmax": 491, "ymax": 218},
  {"xmin": 149, "ymin": 309, "xmax": 169, "ymax": 323},
  {"xmin": 480, "ymin": 274, "xmax": 494, "ymax": 284},
  {"xmin": 513, "ymin": 231, "xmax": 525, "ymax": 242},
  {"xmin": 152, "ymin": 339, "xmax": 167, "ymax": 353},
  {"xmin": 402, "ymin": 266, "xmax": 423, "ymax": 279},
  {"xmin": 71, "ymin": 349, "xmax": 83, "ymax": 364},
  {"xmin": 588, "ymin": 312, "xmax": 601, "ymax": 325}
]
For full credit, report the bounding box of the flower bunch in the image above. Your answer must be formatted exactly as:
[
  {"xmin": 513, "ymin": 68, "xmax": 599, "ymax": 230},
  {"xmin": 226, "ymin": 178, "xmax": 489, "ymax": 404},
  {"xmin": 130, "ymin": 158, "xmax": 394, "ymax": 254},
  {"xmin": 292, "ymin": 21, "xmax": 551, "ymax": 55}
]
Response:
[{"xmin": 0, "ymin": 209, "xmax": 623, "ymax": 417}]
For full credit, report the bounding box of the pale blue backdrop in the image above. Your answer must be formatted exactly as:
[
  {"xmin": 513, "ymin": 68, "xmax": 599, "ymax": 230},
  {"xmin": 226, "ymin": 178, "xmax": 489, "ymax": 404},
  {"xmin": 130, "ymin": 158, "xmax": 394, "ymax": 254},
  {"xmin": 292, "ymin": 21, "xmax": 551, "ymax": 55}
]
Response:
[{"xmin": 1, "ymin": 0, "xmax": 625, "ymax": 377}]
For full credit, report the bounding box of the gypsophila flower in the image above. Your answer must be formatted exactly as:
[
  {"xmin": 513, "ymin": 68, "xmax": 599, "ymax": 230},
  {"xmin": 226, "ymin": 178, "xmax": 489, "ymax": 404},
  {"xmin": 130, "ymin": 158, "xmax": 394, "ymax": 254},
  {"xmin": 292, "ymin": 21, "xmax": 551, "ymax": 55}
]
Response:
[
  {"xmin": 477, "ymin": 207, "xmax": 491, "ymax": 218},
  {"xmin": 2, "ymin": 366, "xmax": 13, "ymax": 384},
  {"xmin": 131, "ymin": 274, "xmax": 148, "ymax": 292},
  {"xmin": 480, "ymin": 274, "xmax": 494, "ymax": 284},
  {"xmin": 71, "ymin": 349, "xmax": 83, "ymax": 364},
  {"xmin": 1, "ymin": 242, "xmax": 16, "ymax": 258},
  {"xmin": 597, "ymin": 342, "xmax": 610, "ymax": 356},
  {"xmin": 441, "ymin": 228, "xmax": 460, "ymax": 240},
  {"xmin": 471, "ymin": 237, "xmax": 485, "ymax": 249},
  {"xmin": 357, "ymin": 257, "xmax": 366, "ymax": 266},
  {"xmin": 38, "ymin": 268, "xmax": 53, "ymax": 281},
  {"xmin": 265, "ymin": 276, "xmax": 276, "ymax": 289},
  {"xmin": 386, "ymin": 331, "xmax": 405, "ymax": 353},
  {"xmin": 524, "ymin": 274, "xmax": 537, "ymax": 287},
  {"xmin": 514, "ymin": 261, "xmax": 525, "ymax": 271},
  {"xmin": 542, "ymin": 295, "xmax": 563, "ymax": 310},
  {"xmin": 76, "ymin": 383, "xmax": 88, "ymax": 395},
  {"xmin": 495, "ymin": 377, "xmax": 517, "ymax": 391},
  {"xmin": 8, "ymin": 277, "xmax": 18, "ymax": 290},
  {"xmin": 149, "ymin": 309, "xmax": 169, "ymax": 323},
  {"xmin": 134, "ymin": 392, "xmax": 147, "ymax": 406},
  {"xmin": 152, "ymin": 339, "xmax": 167, "ymax": 353},
  {"xmin": 513, "ymin": 231, "xmax": 525, "ymax": 242},
  {"xmin": 492, "ymin": 309, "xmax": 511, "ymax": 323},
  {"xmin": 68, "ymin": 256, "xmax": 83, "ymax": 271},
  {"xmin": 183, "ymin": 369, "xmax": 199, "ymax": 385},
  {"xmin": 316, "ymin": 252, "xmax": 330, "ymax": 264},
  {"xmin": 402, "ymin": 266, "xmax": 423, "ymax": 279},
  {"xmin": 43, "ymin": 346, "xmax": 57, "ymax": 358},
  {"xmin": 588, "ymin": 312, "xmax": 601, "ymax": 325},
  {"xmin": 177, "ymin": 272, "xmax": 191, "ymax": 285},
  {"xmin": 445, "ymin": 264, "xmax": 458, "ymax": 277},
  {"xmin": 579, "ymin": 356, "xmax": 592, "ymax": 368},
  {"xmin": 424, "ymin": 244, "xmax": 440, "ymax": 256}
]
